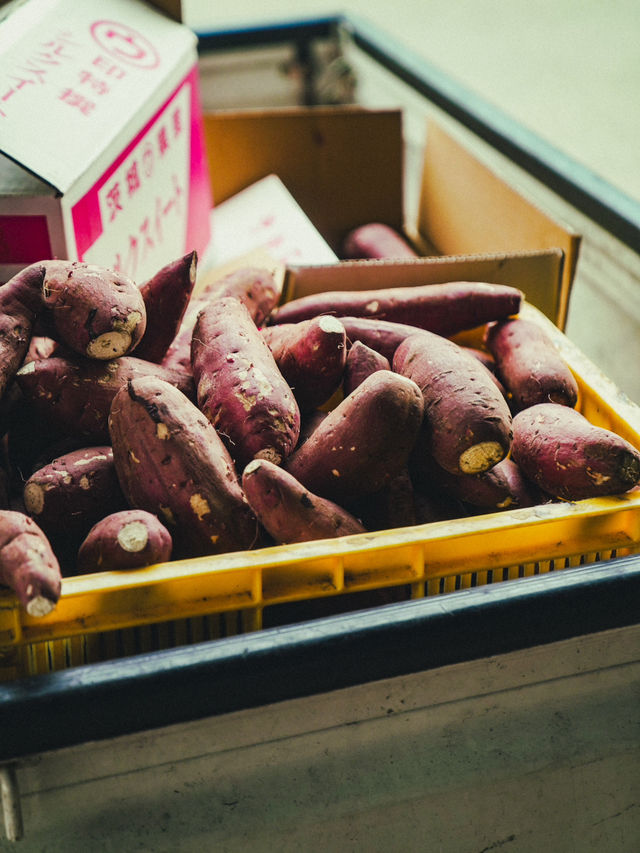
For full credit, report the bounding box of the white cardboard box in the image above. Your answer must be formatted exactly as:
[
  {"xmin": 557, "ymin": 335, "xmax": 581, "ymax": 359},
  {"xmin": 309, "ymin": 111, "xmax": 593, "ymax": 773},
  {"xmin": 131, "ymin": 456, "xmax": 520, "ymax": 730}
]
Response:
[
  {"xmin": 0, "ymin": 0, "xmax": 212, "ymax": 284},
  {"xmin": 199, "ymin": 174, "xmax": 339, "ymax": 272}
]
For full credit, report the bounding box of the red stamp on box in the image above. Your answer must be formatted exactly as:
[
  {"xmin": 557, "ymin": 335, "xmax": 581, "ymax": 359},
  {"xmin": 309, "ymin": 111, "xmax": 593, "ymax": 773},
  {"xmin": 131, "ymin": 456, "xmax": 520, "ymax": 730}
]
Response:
[{"xmin": 90, "ymin": 21, "xmax": 159, "ymax": 70}]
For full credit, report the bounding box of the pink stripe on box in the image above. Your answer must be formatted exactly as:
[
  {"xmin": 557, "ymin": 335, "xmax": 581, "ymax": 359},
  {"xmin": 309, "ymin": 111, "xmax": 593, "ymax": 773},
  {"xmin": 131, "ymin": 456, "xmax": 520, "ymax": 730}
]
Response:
[
  {"xmin": 72, "ymin": 65, "xmax": 211, "ymax": 261},
  {"xmin": 70, "ymin": 191, "xmax": 102, "ymax": 258},
  {"xmin": 0, "ymin": 215, "xmax": 52, "ymax": 263},
  {"xmin": 185, "ymin": 66, "xmax": 212, "ymax": 257}
]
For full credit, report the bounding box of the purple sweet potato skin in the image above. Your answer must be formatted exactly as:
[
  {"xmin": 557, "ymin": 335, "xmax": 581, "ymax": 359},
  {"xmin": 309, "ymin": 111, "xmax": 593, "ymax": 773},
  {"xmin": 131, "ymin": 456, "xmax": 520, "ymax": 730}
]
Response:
[
  {"xmin": 0, "ymin": 262, "xmax": 46, "ymax": 400},
  {"xmin": 108, "ymin": 375, "xmax": 257, "ymax": 557},
  {"xmin": 416, "ymin": 455, "xmax": 542, "ymax": 510},
  {"xmin": 135, "ymin": 251, "xmax": 198, "ymax": 363},
  {"xmin": 191, "ymin": 296, "xmax": 300, "ymax": 468},
  {"xmin": 270, "ymin": 281, "xmax": 522, "ymax": 337},
  {"xmin": 341, "ymin": 223, "xmax": 418, "ymax": 260},
  {"xmin": 343, "ymin": 340, "xmax": 391, "ymax": 396},
  {"xmin": 285, "ymin": 370, "xmax": 424, "ymax": 502},
  {"xmin": 16, "ymin": 354, "xmax": 194, "ymax": 443},
  {"xmin": 77, "ymin": 509, "xmax": 173, "ymax": 573},
  {"xmin": 41, "ymin": 261, "xmax": 146, "ymax": 359},
  {"xmin": 210, "ymin": 266, "xmax": 281, "ymax": 327},
  {"xmin": 242, "ymin": 458, "xmax": 366, "ymax": 544},
  {"xmin": 162, "ymin": 266, "xmax": 281, "ymax": 373},
  {"xmin": 393, "ymin": 331, "xmax": 513, "ymax": 475},
  {"xmin": 261, "ymin": 316, "xmax": 347, "ymax": 412},
  {"xmin": 341, "ymin": 317, "xmax": 507, "ymax": 365},
  {"xmin": 0, "ymin": 509, "xmax": 62, "ymax": 615},
  {"xmin": 511, "ymin": 403, "xmax": 640, "ymax": 500},
  {"xmin": 485, "ymin": 317, "xmax": 579, "ymax": 410},
  {"xmin": 23, "ymin": 446, "xmax": 127, "ymax": 562},
  {"xmin": 340, "ymin": 316, "xmax": 432, "ymax": 362}
]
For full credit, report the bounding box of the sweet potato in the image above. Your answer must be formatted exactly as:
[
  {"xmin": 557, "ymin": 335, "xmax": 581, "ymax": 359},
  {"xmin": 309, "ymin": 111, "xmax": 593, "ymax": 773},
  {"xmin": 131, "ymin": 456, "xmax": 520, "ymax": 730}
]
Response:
[
  {"xmin": 23, "ymin": 446, "xmax": 127, "ymax": 565},
  {"xmin": 261, "ymin": 315, "xmax": 347, "ymax": 412},
  {"xmin": 209, "ymin": 265, "xmax": 282, "ymax": 327},
  {"xmin": 492, "ymin": 457, "xmax": 546, "ymax": 509},
  {"xmin": 242, "ymin": 458, "xmax": 366, "ymax": 544},
  {"xmin": 0, "ymin": 262, "xmax": 45, "ymax": 400},
  {"xmin": 341, "ymin": 223, "xmax": 419, "ymax": 259},
  {"xmin": 108, "ymin": 375, "xmax": 257, "ymax": 557},
  {"xmin": 285, "ymin": 370, "xmax": 424, "ymax": 502},
  {"xmin": 343, "ymin": 340, "xmax": 390, "ymax": 396},
  {"xmin": 41, "ymin": 260, "xmax": 146, "ymax": 359},
  {"xmin": 511, "ymin": 403, "xmax": 640, "ymax": 500},
  {"xmin": 415, "ymin": 454, "xmax": 542, "ymax": 510},
  {"xmin": 0, "ymin": 510, "xmax": 62, "ymax": 616},
  {"xmin": 393, "ymin": 331, "xmax": 513, "ymax": 475},
  {"xmin": 340, "ymin": 317, "xmax": 509, "ymax": 367},
  {"xmin": 340, "ymin": 316, "xmax": 438, "ymax": 362},
  {"xmin": 485, "ymin": 317, "xmax": 579, "ymax": 410},
  {"xmin": 162, "ymin": 266, "xmax": 281, "ymax": 373},
  {"xmin": 191, "ymin": 296, "xmax": 300, "ymax": 468},
  {"xmin": 15, "ymin": 354, "xmax": 194, "ymax": 443},
  {"xmin": 77, "ymin": 509, "xmax": 173, "ymax": 573},
  {"xmin": 460, "ymin": 346, "xmax": 510, "ymax": 402},
  {"xmin": 269, "ymin": 281, "xmax": 522, "ymax": 337},
  {"xmin": 24, "ymin": 335, "xmax": 59, "ymax": 364},
  {"xmin": 134, "ymin": 251, "xmax": 198, "ymax": 363}
]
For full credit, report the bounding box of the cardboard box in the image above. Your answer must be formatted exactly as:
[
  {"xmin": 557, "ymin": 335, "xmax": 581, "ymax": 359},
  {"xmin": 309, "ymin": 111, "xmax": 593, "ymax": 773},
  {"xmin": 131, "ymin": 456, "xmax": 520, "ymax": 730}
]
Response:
[
  {"xmin": 202, "ymin": 107, "xmax": 580, "ymax": 329},
  {"xmin": 0, "ymin": 0, "xmax": 212, "ymax": 285},
  {"xmin": 199, "ymin": 173, "xmax": 339, "ymax": 272}
]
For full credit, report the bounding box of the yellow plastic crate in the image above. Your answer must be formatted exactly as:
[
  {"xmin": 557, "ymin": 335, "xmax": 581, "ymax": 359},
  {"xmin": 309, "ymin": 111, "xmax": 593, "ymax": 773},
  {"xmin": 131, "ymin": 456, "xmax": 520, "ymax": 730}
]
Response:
[{"xmin": 2, "ymin": 302, "xmax": 640, "ymax": 681}]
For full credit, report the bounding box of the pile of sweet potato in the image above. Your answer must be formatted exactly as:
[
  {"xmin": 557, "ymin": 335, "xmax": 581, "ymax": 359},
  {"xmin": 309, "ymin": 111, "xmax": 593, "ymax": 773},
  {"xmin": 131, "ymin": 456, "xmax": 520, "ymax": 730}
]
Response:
[{"xmin": 1, "ymin": 250, "xmax": 640, "ymax": 619}]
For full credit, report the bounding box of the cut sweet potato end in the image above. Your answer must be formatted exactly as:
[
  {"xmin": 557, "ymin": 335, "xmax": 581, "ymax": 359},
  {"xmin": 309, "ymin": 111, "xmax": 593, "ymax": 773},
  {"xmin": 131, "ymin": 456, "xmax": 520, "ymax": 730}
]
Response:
[
  {"xmin": 459, "ymin": 441, "xmax": 506, "ymax": 475},
  {"xmin": 23, "ymin": 482, "xmax": 45, "ymax": 516},
  {"xmin": 117, "ymin": 521, "xmax": 149, "ymax": 553},
  {"xmin": 25, "ymin": 595, "xmax": 56, "ymax": 618},
  {"xmin": 254, "ymin": 447, "xmax": 283, "ymax": 465},
  {"xmin": 86, "ymin": 330, "xmax": 133, "ymax": 360},
  {"xmin": 318, "ymin": 316, "xmax": 346, "ymax": 334}
]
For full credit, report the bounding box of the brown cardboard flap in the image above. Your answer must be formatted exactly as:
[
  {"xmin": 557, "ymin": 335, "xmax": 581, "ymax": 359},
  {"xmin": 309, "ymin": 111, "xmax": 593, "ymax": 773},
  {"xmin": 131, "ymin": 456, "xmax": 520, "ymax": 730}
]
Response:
[
  {"xmin": 285, "ymin": 249, "xmax": 564, "ymax": 318},
  {"xmin": 203, "ymin": 107, "xmax": 405, "ymax": 254},
  {"xmin": 147, "ymin": 0, "xmax": 183, "ymax": 21},
  {"xmin": 418, "ymin": 120, "xmax": 581, "ymax": 330}
]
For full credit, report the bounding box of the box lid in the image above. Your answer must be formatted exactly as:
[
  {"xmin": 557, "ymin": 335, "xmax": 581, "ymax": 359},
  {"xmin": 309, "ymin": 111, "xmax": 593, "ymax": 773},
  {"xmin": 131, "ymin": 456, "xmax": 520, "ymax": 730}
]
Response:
[
  {"xmin": 202, "ymin": 107, "xmax": 405, "ymax": 255},
  {"xmin": 417, "ymin": 120, "xmax": 582, "ymax": 330},
  {"xmin": 0, "ymin": 0, "xmax": 196, "ymax": 193}
]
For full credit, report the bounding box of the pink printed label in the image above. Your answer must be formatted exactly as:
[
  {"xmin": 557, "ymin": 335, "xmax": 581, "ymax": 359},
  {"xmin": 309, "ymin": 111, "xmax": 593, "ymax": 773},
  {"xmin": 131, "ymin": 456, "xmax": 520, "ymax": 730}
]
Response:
[
  {"xmin": 71, "ymin": 65, "xmax": 211, "ymax": 283},
  {"xmin": 0, "ymin": 215, "xmax": 52, "ymax": 264},
  {"xmin": 0, "ymin": 0, "xmax": 197, "ymax": 192},
  {"xmin": 89, "ymin": 20, "xmax": 161, "ymax": 70}
]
